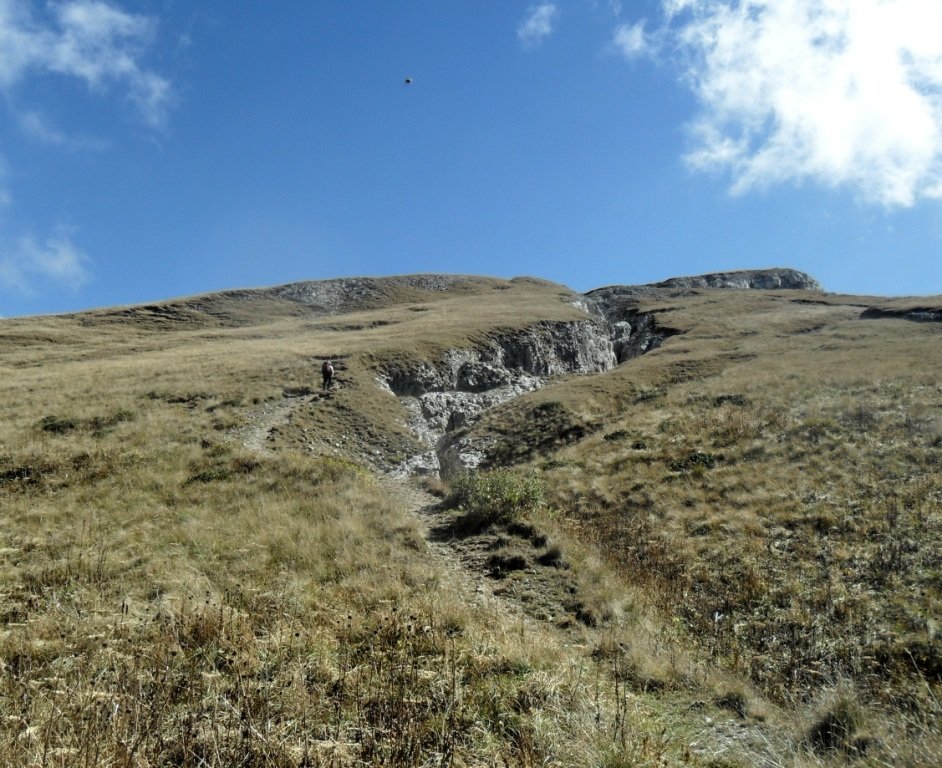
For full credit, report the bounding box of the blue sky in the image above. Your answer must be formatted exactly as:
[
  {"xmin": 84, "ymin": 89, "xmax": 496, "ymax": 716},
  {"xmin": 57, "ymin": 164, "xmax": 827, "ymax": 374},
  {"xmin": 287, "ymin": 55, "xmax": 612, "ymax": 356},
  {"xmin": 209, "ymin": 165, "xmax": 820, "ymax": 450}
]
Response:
[{"xmin": 2, "ymin": 0, "xmax": 942, "ymax": 317}]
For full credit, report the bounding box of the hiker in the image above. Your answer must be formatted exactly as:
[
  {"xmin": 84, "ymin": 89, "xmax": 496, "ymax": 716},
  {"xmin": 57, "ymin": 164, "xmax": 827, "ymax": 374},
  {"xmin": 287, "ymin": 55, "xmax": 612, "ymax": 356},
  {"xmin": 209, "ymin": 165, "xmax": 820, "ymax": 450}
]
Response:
[{"xmin": 321, "ymin": 359, "xmax": 334, "ymax": 390}]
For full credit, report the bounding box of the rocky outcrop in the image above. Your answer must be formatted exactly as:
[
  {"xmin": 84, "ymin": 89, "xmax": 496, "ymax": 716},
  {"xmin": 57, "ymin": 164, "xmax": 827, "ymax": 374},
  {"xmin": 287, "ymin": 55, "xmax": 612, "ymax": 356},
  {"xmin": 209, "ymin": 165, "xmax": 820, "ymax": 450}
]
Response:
[
  {"xmin": 861, "ymin": 306, "xmax": 942, "ymax": 323},
  {"xmin": 608, "ymin": 310, "xmax": 676, "ymax": 364},
  {"xmin": 582, "ymin": 291, "xmax": 681, "ymax": 364},
  {"xmin": 382, "ymin": 268, "xmax": 821, "ymax": 477},
  {"xmin": 651, "ymin": 268, "xmax": 822, "ymax": 291},
  {"xmin": 382, "ymin": 320, "xmax": 617, "ymax": 478},
  {"xmin": 385, "ymin": 320, "xmax": 616, "ymax": 397},
  {"xmin": 588, "ymin": 268, "xmax": 822, "ymax": 301},
  {"xmin": 586, "ymin": 267, "xmax": 821, "ymax": 361},
  {"xmin": 268, "ymin": 274, "xmax": 496, "ymax": 314}
]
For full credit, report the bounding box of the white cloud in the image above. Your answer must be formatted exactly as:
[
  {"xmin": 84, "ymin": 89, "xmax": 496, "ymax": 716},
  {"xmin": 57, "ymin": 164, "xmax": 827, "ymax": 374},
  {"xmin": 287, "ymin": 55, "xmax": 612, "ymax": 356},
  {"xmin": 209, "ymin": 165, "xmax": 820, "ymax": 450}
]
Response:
[
  {"xmin": 518, "ymin": 3, "xmax": 559, "ymax": 49},
  {"xmin": 0, "ymin": 233, "xmax": 90, "ymax": 293},
  {"xmin": 664, "ymin": 0, "xmax": 942, "ymax": 207},
  {"xmin": 17, "ymin": 110, "xmax": 67, "ymax": 144},
  {"xmin": 0, "ymin": 0, "xmax": 171, "ymax": 126},
  {"xmin": 14, "ymin": 109, "xmax": 106, "ymax": 150},
  {"xmin": 0, "ymin": 1, "xmax": 167, "ymax": 300},
  {"xmin": 612, "ymin": 21, "xmax": 648, "ymax": 59}
]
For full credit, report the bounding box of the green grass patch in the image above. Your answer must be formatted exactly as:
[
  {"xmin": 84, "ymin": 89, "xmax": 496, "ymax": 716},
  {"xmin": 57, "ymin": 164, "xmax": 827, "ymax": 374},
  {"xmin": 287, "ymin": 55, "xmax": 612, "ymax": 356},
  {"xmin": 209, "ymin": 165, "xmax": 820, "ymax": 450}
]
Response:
[{"xmin": 447, "ymin": 469, "xmax": 545, "ymax": 534}]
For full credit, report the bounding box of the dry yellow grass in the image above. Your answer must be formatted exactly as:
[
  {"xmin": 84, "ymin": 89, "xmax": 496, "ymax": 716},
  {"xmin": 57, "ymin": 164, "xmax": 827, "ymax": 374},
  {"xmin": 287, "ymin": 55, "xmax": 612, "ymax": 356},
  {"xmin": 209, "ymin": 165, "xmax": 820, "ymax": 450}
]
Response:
[
  {"xmin": 2, "ymin": 276, "xmax": 940, "ymax": 767},
  {"xmin": 0, "ymin": 276, "xmax": 722, "ymax": 768},
  {"xmin": 465, "ymin": 289, "xmax": 942, "ymax": 764}
]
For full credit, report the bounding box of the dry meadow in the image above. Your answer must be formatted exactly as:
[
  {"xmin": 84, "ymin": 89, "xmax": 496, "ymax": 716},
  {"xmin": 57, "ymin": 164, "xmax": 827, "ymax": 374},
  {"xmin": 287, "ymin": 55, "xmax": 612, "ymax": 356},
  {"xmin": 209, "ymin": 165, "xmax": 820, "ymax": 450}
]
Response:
[{"xmin": 1, "ymin": 277, "xmax": 940, "ymax": 766}]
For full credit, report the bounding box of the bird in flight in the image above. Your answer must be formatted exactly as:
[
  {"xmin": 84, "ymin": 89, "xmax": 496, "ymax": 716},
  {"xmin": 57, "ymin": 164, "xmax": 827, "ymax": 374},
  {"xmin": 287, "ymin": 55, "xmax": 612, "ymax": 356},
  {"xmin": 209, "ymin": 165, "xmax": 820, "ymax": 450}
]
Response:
[{"xmin": 404, "ymin": 77, "xmax": 413, "ymax": 85}]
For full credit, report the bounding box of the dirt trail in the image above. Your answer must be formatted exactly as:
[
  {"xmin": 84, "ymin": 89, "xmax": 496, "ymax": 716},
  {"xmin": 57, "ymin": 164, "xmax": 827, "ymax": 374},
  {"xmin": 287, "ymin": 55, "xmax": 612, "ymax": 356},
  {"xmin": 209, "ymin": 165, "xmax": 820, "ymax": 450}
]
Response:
[
  {"xmin": 227, "ymin": 389, "xmax": 326, "ymax": 455},
  {"xmin": 378, "ymin": 475, "xmax": 542, "ymax": 624},
  {"xmin": 227, "ymin": 397, "xmax": 534, "ymax": 623},
  {"xmin": 228, "ymin": 397, "xmax": 788, "ymax": 767},
  {"xmin": 228, "ymin": 399, "xmax": 297, "ymax": 455},
  {"xmin": 379, "ymin": 476, "xmax": 788, "ymax": 767}
]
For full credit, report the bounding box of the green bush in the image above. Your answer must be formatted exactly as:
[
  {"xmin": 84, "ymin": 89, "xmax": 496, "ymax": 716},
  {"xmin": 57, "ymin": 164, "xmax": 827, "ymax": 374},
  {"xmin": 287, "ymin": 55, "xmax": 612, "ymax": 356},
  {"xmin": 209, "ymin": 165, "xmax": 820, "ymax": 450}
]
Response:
[
  {"xmin": 668, "ymin": 450, "xmax": 720, "ymax": 473},
  {"xmin": 447, "ymin": 469, "xmax": 545, "ymax": 533},
  {"xmin": 805, "ymin": 692, "xmax": 866, "ymax": 753},
  {"xmin": 38, "ymin": 415, "xmax": 77, "ymax": 434}
]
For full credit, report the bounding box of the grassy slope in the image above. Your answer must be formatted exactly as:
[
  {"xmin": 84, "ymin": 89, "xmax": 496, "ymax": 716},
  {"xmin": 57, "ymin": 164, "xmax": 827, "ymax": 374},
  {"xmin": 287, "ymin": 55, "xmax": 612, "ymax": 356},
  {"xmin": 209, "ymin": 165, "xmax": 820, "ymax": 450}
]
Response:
[
  {"xmin": 1, "ymin": 277, "xmax": 940, "ymax": 766},
  {"xmin": 0, "ymin": 277, "xmax": 696, "ymax": 768},
  {"xmin": 471, "ymin": 288, "xmax": 942, "ymax": 761}
]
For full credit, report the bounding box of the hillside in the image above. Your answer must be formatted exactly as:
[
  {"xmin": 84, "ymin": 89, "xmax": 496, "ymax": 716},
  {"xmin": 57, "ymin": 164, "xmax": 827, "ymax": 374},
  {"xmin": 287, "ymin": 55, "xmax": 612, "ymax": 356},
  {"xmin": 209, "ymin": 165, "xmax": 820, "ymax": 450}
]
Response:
[{"xmin": 1, "ymin": 269, "xmax": 940, "ymax": 767}]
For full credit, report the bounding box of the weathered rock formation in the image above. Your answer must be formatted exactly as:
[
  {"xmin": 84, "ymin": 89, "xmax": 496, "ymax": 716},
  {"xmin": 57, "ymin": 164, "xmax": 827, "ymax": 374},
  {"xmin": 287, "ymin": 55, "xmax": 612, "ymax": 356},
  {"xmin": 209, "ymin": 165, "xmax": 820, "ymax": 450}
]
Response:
[
  {"xmin": 860, "ymin": 306, "xmax": 942, "ymax": 323},
  {"xmin": 381, "ymin": 304, "xmax": 682, "ymax": 477},
  {"xmin": 651, "ymin": 268, "xmax": 822, "ymax": 291},
  {"xmin": 381, "ymin": 319, "xmax": 620, "ymax": 477},
  {"xmin": 269, "ymin": 274, "xmax": 481, "ymax": 313},
  {"xmin": 382, "ymin": 267, "xmax": 821, "ymax": 478}
]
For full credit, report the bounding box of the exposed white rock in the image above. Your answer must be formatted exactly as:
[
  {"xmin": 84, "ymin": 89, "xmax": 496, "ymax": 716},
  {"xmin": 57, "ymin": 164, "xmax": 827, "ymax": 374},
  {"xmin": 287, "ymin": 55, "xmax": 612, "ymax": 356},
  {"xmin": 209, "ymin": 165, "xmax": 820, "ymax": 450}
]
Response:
[
  {"xmin": 384, "ymin": 319, "xmax": 618, "ymax": 478},
  {"xmin": 382, "ymin": 267, "xmax": 820, "ymax": 478}
]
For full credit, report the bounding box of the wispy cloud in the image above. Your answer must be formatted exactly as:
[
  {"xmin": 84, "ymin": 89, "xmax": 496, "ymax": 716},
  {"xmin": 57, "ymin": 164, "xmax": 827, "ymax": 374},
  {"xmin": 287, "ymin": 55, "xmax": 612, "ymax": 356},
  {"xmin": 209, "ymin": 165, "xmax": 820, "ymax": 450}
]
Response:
[
  {"xmin": 16, "ymin": 109, "xmax": 108, "ymax": 151},
  {"xmin": 612, "ymin": 21, "xmax": 648, "ymax": 59},
  {"xmin": 0, "ymin": 233, "xmax": 90, "ymax": 294},
  {"xmin": 0, "ymin": 0, "xmax": 172, "ymax": 127},
  {"xmin": 663, "ymin": 0, "xmax": 942, "ymax": 207},
  {"xmin": 0, "ymin": 1, "xmax": 172, "ymax": 301},
  {"xmin": 518, "ymin": 3, "xmax": 559, "ymax": 49}
]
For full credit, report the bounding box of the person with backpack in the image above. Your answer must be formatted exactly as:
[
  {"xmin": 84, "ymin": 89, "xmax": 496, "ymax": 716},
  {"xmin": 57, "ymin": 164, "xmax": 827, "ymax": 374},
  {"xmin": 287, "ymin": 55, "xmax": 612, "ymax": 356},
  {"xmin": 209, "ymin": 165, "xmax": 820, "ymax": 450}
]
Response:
[{"xmin": 321, "ymin": 360, "xmax": 334, "ymax": 390}]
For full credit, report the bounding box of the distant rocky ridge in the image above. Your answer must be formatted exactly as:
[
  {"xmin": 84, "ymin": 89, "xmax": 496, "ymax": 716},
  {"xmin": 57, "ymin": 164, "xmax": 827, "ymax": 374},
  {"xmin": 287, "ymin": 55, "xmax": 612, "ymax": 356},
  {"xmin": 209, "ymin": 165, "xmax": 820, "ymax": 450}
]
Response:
[
  {"xmin": 651, "ymin": 267, "xmax": 822, "ymax": 291},
  {"xmin": 588, "ymin": 267, "xmax": 822, "ymax": 299},
  {"xmin": 234, "ymin": 268, "xmax": 823, "ymax": 318},
  {"xmin": 270, "ymin": 268, "xmax": 822, "ymax": 314},
  {"xmin": 269, "ymin": 274, "xmax": 490, "ymax": 314}
]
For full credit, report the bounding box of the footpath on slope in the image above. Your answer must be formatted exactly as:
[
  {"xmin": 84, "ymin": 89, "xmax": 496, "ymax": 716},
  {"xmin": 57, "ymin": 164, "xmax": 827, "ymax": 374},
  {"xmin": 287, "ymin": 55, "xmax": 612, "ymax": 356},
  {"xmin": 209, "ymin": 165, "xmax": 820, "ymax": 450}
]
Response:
[
  {"xmin": 227, "ymin": 397, "xmax": 299, "ymax": 455},
  {"xmin": 226, "ymin": 387, "xmax": 620, "ymax": 632},
  {"xmin": 225, "ymin": 388, "xmax": 541, "ymax": 627},
  {"xmin": 226, "ymin": 388, "xmax": 790, "ymax": 768}
]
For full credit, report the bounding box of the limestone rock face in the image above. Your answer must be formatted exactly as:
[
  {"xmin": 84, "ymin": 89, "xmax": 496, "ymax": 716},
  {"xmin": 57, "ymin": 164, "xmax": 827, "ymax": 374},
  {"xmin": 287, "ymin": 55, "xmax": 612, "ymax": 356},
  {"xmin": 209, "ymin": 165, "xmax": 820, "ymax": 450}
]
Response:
[
  {"xmin": 385, "ymin": 320, "xmax": 617, "ymax": 399},
  {"xmin": 582, "ymin": 295, "xmax": 680, "ymax": 364},
  {"xmin": 492, "ymin": 321, "xmax": 617, "ymax": 376},
  {"xmin": 608, "ymin": 312, "xmax": 670, "ymax": 364},
  {"xmin": 456, "ymin": 362, "xmax": 511, "ymax": 392},
  {"xmin": 651, "ymin": 268, "xmax": 822, "ymax": 291},
  {"xmin": 383, "ymin": 320, "xmax": 617, "ymax": 478},
  {"xmin": 382, "ymin": 267, "xmax": 821, "ymax": 478}
]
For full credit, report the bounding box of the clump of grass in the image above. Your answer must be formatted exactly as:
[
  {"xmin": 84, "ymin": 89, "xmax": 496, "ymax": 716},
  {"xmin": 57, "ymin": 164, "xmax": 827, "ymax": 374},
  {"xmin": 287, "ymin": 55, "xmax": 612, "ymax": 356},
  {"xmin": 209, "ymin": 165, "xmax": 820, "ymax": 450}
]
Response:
[
  {"xmin": 487, "ymin": 549, "xmax": 530, "ymax": 578},
  {"xmin": 714, "ymin": 393, "xmax": 749, "ymax": 407},
  {"xmin": 37, "ymin": 409, "xmax": 135, "ymax": 437},
  {"xmin": 634, "ymin": 386, "xmax": 665, "ymax": 404},
  {"xmin": 928, "ymin": 416, "xmax": 942, "ymax": 447},
  {"xmin": 804, "ymin": 689, "xmax": 870, "ymax": 755},
  {"xmin": 447, "ymin": 468, "xmax": 545, "ymax": 534},
  {"xmin": 603, "ymin": 429, "xmax": 631, "ymax": 442},
  {"xmin": 535, "ymin": 543, "xmax": 566, "ymax": 568},
  {"xmin": 37, "ymin": 414, "xmax": 78, "ymax": 433},
  {"xmin": 668, "ymin": 450, "xmax": 721, "ymax": 473},
  {"xmin": 714, "ymin": 685, "xmax": 750, "ymax": 718},
  {"xmin": 418, "ymin": 474, "xmax": 447, "ymax": 497},
  {"xmin": 88, "ymin": 408, "xmax": 135, "ymax": 434}
]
